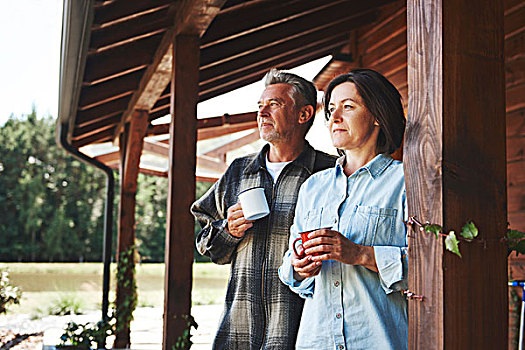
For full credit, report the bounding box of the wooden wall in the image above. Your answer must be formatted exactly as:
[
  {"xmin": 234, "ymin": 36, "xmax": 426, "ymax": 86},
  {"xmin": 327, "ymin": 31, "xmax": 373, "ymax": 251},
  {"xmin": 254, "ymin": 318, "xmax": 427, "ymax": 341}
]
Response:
[{"xmin": 506, "ymin": 0, "xmax": 525, "ymax": 280}]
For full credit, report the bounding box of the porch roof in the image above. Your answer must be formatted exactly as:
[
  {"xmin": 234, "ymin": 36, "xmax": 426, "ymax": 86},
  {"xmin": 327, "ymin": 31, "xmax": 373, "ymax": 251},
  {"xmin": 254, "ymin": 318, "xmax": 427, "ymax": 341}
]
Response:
[{"xmin": 58, "ymin": 0, "xmax": 395, "ymax": 178}]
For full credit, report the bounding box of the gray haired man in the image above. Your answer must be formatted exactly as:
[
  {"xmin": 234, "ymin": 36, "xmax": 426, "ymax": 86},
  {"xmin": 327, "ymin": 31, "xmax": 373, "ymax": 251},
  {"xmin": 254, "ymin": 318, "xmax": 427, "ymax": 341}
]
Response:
[{"xmin": 191, "ymin": 69, "xmax": 335, "ymax": 349}]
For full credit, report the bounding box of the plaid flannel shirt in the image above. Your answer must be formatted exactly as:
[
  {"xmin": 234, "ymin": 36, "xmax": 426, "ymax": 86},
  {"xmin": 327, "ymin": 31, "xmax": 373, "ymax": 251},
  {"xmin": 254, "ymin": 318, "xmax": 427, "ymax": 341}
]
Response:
[{"xmin": 192, "ymin": 142, "xmax": 335, "ymax": 350}]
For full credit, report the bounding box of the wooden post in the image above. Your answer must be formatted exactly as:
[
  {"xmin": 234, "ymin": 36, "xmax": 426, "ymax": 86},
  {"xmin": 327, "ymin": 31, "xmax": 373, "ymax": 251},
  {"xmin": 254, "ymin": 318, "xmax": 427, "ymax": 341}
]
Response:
[
  {"xmin": 115, "ymin": 110, "xmax": 149, "ymax": 348},
  {"xmin": 405, "ymin": 0, "xmax": 507, "ymax": 349},
  {"xmin": 163, "ymin": 34, "xmax": 199, "ymax": 350}
]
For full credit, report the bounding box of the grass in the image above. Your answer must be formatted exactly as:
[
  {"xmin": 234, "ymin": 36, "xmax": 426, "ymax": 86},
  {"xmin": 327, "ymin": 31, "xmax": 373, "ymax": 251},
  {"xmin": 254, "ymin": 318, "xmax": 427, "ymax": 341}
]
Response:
[{"xmin": 0, "ymin": 262, "xmax": 229, "ymax": 315}]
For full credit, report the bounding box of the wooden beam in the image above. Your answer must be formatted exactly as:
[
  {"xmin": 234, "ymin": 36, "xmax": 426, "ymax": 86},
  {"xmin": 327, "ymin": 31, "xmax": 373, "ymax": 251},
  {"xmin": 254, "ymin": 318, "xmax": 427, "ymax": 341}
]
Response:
[
  {"xmin": 203, "ymin": 129, "xmax": 260, "ymax": 158},
  {"xmin": 95, "ymin": 150, "xmax": 120, "ymax": 165},
  {"xmin": 200, "ymin": 1, "xmax": 380, "ymax": 68},
  {"xmin": 200, "ymin": 27, "xmax": 355, "ymax": 85},
  {"xmin": 112, "ymin": 0, "xmax": 226, "ymax": 141},
  {"xmin": 199, "ymin": 41, "xmax": 344, "ymax": 101},
  {"xmin": 198, "ymin": 123, "xmax": 258, "ymax": 140},
  {"xmin": 406, "ymin": 1, "xmax": 507, "ymax": 349},
  {"xmin": 115, "ymin": 110, "xmax": 149, "ymax": 349},
  {"xmin": 163, "ymin": 34, "xmax": 199, "ymax": 350},
  {"xmin": 145, "ymin": 112, "xmax": 257, "ymax": 136}
]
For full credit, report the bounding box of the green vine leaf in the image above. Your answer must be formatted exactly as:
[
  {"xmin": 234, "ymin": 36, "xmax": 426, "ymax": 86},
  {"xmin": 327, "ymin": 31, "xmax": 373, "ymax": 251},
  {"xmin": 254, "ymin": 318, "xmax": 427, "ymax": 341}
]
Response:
[
  {"xmin": 508, "ymin": 229, "xmax": 525, "ymax": 256},
  {"xmin": 460, "ymin": 221, "xmax": 478, "ymax": 242},
  {"xmin": 424, "ymin": 224, "xmax": 442, "ymax": 239},
  {"xmin": 445, "ymin": 231, "xmax": 462, "ymax": 257},
  {"xmin": 508, "ymin": 229, "xmax": 525, "ymax": 240}
]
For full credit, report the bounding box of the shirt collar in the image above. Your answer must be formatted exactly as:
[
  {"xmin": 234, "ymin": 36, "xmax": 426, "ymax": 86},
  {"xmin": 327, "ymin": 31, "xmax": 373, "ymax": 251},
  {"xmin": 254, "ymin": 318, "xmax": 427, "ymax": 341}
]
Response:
[
  {"xmin": 335, "ymin": 153, "xmax": 394, "ymax": 179},
  {"xmin": 244, "ymin": 141, "xmax": 317, "ymax": 175}
]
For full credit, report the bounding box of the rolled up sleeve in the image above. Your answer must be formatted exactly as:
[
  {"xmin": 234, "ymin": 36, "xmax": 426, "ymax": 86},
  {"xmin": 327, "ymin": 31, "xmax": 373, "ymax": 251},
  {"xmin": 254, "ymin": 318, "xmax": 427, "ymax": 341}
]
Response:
[{"xmin": 374, "ymin": 246, "xmax": 408, "ymax": 294}]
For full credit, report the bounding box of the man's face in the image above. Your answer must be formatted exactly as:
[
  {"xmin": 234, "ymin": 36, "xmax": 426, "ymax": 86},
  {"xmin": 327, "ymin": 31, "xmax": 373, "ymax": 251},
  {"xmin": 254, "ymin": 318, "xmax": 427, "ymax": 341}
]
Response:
[{"xmin": 257, "ymin": 83, "xmax": 299, "ymax": 144}]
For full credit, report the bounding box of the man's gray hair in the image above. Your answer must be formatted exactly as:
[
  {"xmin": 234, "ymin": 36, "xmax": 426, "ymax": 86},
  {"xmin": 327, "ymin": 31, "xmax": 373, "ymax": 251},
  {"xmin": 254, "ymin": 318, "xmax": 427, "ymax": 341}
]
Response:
[
  {"xmin": 263, "ymin": 68, "xmax": 317, "ymax": 132},
  {"xmin": 264, "ymin": 68, "xmax": 318, "ymax": 109}
]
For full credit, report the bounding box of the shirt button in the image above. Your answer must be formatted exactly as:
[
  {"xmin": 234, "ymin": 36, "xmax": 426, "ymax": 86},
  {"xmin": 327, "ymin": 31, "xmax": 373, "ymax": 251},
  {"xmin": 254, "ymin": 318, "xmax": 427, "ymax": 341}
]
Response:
[
  {"xmin": 333, "ymin": 218, "xmax": 338, "ymax": 224},
  {"xmin": 337, "ymin": 345, "xmax": 344, "ymax": 350},
  {"xmin": 334, "ymin": 281, "xmax": 340, "ymax": 287},
  {"xmin": 336, "ymin": 313, "xmax": 342, "ymax": 319}
]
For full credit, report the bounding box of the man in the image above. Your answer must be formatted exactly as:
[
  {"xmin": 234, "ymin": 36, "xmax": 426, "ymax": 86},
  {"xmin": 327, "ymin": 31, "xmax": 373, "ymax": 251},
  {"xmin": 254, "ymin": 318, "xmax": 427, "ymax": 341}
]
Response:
[{"xmin": 191, "ymin": 69, "xmax": 335, "ymax": 350}]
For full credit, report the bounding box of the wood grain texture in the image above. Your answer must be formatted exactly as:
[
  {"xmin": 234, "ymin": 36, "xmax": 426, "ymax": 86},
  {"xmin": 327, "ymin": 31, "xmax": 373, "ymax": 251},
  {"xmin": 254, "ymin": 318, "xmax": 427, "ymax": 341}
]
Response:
[
  {"xmin": 163, "ymin": 34, "xmax": 199, "ymax": 350},
  {"xmin": 407, "ymin": 0, "xmax": 507, "ymax": 349},
  {"xmin": 112, "ymin": 0, "xmax": 226, "ymax": 140},
  {"xmin": 406, "ymin": 1, "xmax": 444, "ymax": 348}
]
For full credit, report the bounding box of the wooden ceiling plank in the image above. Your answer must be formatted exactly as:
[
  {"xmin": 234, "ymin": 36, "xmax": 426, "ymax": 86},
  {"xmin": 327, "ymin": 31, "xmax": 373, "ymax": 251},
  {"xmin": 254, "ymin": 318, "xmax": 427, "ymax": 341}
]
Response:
[
  {"xmin": 93, "ymin": 0, "xmax": 172, "ymax": 26},
  {"xmin": 90, "ymin": 6, "xmax": 172, "ymax": 50},
  {"xmin": 201, "ymin": 0, "xmax": 346, "ymax": 46},
  {"xmin": 200, "ymin": 27, "xmax": 354, "ymax": 84},
  {"xmin": 111, "ymin": 0, "xmax": 227, "ymax": 141},
  {"xmin": 200, "ymin": 2, "xmax": 381, "ymax": 68},
  {"xmin": 85, "ymin": 33, "xmax": 163, "ymax": 83},
  {"xmin": 72, "ymin": 127, "xmax": 115, "ymax": 148},
  {"xmin": 73, "ymin": 114, "xmax": 122, "ymax": 138},
  {"xmin": 199, "ymin": 44, "xmax": 342, "ymax": 102},
  {"xmin": 78, "ymin": 69, "xmax": 144, "ymax": 109},
  {"xmin": 76, "ymin": 95, "xmax": 131, "ymax": 126},
  {"xmin": 199, "ymin": 40, "xmax": 345, "ymax": 99}
]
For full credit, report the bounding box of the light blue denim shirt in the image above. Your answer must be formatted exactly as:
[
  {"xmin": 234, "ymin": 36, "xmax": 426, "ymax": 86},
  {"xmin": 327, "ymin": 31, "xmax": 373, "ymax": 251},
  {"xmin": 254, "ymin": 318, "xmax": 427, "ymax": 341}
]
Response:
[{"xmin": 278, "ymin": 154, "xmax": 408, "ymax": 350}]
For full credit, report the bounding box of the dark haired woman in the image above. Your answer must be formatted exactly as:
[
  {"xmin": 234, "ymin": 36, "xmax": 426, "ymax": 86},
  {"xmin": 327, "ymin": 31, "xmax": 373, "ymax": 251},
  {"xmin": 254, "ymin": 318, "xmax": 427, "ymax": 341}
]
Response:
[{"xmin": 279, "ymin": 69, "xmax": 408, "ymax": 349}]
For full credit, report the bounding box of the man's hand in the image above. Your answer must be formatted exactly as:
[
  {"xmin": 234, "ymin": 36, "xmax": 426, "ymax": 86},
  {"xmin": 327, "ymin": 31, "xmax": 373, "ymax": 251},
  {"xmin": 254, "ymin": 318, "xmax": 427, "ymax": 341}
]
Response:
[
  {"xmin": 304, "ymin": 229, "xmax": 378, "ymax": 272},
  {"xmin": 291, "ymin": 249, "xmax": 322, "ymax": 281},
  {"xmin": 226, "ymin": 202, "xmax": 254, "ymax": 238}
]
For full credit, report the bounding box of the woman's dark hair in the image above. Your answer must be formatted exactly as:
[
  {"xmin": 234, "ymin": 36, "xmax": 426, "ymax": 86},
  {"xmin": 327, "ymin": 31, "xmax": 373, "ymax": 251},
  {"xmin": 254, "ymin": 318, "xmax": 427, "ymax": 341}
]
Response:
[{"xmin": 323, "ymin": 69, "xmax": 405, "ymax": 154}]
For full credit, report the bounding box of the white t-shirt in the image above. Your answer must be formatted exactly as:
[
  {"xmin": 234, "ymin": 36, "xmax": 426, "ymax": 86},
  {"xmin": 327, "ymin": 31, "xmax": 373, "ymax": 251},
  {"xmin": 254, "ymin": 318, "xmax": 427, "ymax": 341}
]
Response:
[{"xmin": 265, "ymin": 154, "xmax": 292, "ymax": 183}]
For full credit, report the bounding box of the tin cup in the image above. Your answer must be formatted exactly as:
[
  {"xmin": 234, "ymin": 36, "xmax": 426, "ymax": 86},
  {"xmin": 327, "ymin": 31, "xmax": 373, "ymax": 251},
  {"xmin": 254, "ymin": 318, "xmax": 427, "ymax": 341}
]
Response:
[{"xmin": 238, "ymin": 187, "xmax": 270, "ymax": 220}]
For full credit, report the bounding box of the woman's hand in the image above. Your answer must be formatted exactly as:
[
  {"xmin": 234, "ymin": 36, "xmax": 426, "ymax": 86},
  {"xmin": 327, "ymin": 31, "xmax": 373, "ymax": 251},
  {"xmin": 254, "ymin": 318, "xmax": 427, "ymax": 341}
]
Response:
[
  {"xmin": 291, "ymin": 249, "xmax": 322, "ymax": 281},
  {"xmin": 304, "ymin": 229, "xmax": 378, "ymax": 272},
  {"xmin": 226, "ymin": 202, "xmax": 254, "ymax": 238}
]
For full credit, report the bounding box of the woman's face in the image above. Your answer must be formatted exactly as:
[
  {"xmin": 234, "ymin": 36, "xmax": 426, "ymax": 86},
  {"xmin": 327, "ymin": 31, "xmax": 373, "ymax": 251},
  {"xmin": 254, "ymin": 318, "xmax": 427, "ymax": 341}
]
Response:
[{"xmin": 327, "ymin": 82, "xmax": 379, "ymax": 152}]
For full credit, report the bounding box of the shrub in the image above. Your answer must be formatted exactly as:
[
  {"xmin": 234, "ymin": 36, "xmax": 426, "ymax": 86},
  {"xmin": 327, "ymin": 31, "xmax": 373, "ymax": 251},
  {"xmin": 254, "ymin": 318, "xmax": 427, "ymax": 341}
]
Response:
[
  {"xmin": 0, "ymin": 268, "xmax": 22, "ymax": 314},
  {"xmin": 48, "ymin": 294, "xmax": 84, "ymax": 316}
]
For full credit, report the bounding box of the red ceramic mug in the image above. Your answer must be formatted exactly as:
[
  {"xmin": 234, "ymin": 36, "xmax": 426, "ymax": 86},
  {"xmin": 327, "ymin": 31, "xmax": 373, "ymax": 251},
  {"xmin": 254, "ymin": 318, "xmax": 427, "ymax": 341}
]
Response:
[{"xmin": 293, "ymin": 231, "xmax": 313, "ymax": 257}]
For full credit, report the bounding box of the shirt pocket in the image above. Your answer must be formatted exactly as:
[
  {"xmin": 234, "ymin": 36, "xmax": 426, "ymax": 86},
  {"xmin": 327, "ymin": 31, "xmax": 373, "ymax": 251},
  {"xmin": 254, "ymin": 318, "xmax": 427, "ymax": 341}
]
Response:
[{"xmin": 352, "ymin": 205, "xmax": 397, "ymax": 246}]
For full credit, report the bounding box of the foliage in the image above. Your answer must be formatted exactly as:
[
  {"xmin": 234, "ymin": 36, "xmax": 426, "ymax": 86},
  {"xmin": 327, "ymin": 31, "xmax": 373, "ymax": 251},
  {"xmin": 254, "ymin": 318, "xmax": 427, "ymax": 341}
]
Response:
[
  {"xmin": 115, "ymin": 246, "xmax": 138, "ymax": 343},
  {"xmin": 419, "ymin": 220, "xmax": 479, "ymax": 257},
  {"xmin": 59, "ymin": 316, "xmax": 114, "ymax": 350},
  {"xmin": 172, "ymin": 314, "xmax": 198, "ymax": 350},
  {"xmin": 507, "ymin": 229, "xmax": 525, "ymax": 256},
  {"xmin": 0, "ymin": 109, "xmax": 216, "ymax": 262},
  {"xmin": 0, "ymin": 109, "xmax": 106, "ymax": 262},
  {"xmin": 48, "ymin": 294, "xmax": 84, "ymax": 316},
  {"xmin": 0, "ymin": 268, "xmax": 22, "ymax": 314}
]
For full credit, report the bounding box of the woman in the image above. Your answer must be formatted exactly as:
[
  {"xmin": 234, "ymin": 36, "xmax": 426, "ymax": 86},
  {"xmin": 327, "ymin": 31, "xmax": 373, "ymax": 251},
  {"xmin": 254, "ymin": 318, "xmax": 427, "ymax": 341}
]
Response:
[{"xmin": 279, "ymin": 69, "xmax": 407, "ymax": 349}]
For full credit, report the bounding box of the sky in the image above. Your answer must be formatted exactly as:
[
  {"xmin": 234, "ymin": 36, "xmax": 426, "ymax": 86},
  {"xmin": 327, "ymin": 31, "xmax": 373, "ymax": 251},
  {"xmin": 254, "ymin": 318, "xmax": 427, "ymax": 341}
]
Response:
[
  {"xmin": 0, "ymin": 0, "xmax": 332, "ymax": 146},
  {"xmin": 0, "ymin": 0, "xmax": 63, "ymax": 123}
]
